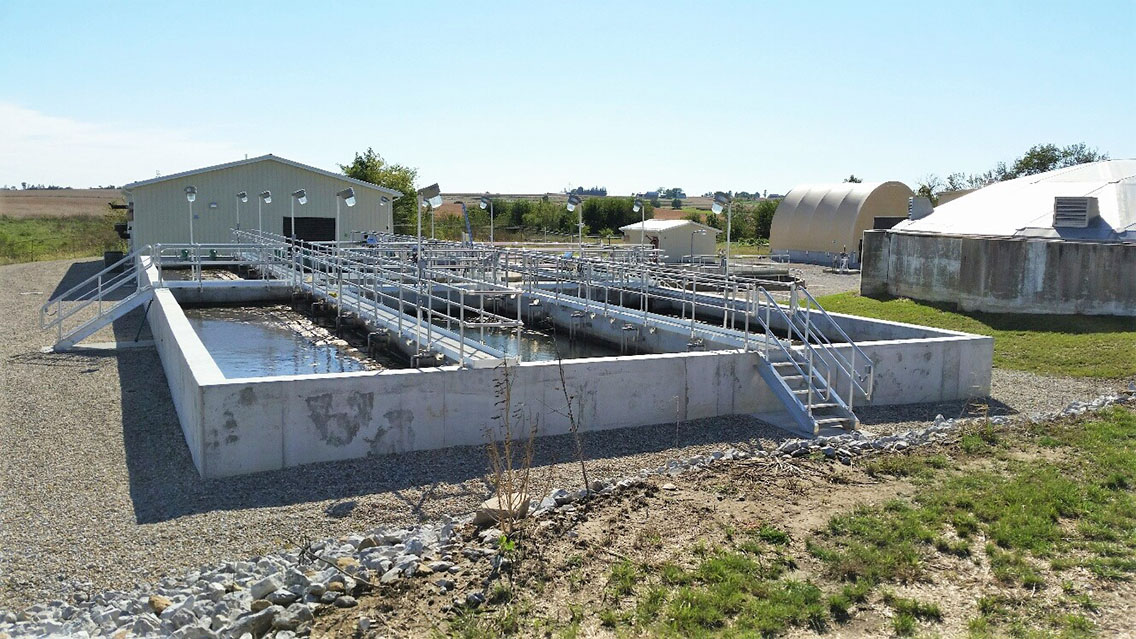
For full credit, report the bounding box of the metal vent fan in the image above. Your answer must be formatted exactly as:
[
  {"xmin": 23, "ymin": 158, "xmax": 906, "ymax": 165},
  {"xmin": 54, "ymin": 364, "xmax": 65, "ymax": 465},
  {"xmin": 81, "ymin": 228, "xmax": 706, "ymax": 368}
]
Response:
[{"xmin": 1053, "ymin": 196, "xmax": 1099, "ymax": 228}]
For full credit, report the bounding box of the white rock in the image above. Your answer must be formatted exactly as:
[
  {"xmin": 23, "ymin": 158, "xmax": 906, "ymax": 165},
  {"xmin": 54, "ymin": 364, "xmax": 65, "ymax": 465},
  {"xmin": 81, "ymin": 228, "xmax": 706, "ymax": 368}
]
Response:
[{"xmin": 248, "ymin": 575, "xmax": 282, "ymax": 600}]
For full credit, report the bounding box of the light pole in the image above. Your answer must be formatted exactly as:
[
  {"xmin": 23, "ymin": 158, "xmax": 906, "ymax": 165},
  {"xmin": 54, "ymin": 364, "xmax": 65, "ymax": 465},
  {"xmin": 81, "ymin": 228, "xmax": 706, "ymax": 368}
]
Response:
[
  {"xmin": 379, "ymin": 196, "xmax": 391, "ymax": 234},
  {"xmin": 414, "ymin": 183, "xmax": 442, "ymax": 362},
  {"xmin": 690, "ymin": 228, "xmax": 708, "ymax": 265},
  {"xmin": 335, "ymin": 187, "xmax": 356, "ymax": 246},
  {"xmin": 567, "ymin": 194, "xmax": 583, "ymax": 250},
  {"xmin": 334, "ymin": 187, "xmax": 356, "ymax": 327},
  {"xmin": 632, "ymin": 196, "xmax": 645, "ymax": 247},
  {"xmin": 184, "ymin": 186, "xmax": 197, "ymax": 245},
  {"xmin": 689, "ymin": 229, "xmax": 708, "ymax": 337},
  {"xmin": 416, "ymin": 183, "xmax": 442, "ymax": 257},
  {"xmin": 258, "ymin": 190, "xmax": 271, "ymax": 233},
  {"xmin": 235, "ymin": 191, "xmax": 247, "ymax": 231},
  {"xmin": 479, "ymin": 194, "xmax": 494, "ymax": 244},
  {"xmin": 712, "ymin": 191, "xmax": 734, "ymax": 275},
  {"xmin": 290, "ymin": 189, "xmax": 307, "ymax": 242}
]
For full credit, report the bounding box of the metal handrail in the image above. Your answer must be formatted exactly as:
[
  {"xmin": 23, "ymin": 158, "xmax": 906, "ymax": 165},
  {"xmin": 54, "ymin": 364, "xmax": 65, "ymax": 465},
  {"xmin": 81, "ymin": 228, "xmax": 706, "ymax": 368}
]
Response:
[
  {"xmin": 791, "ymin": 285, "xmax": 875, "ymax": 404},
  {"xmin": 752, "ymin": 286, "xmax": 850, "ymax": 415},
  {"xmin": 40, "ymin": 252, "xmax": 148, "ymax": 339}
]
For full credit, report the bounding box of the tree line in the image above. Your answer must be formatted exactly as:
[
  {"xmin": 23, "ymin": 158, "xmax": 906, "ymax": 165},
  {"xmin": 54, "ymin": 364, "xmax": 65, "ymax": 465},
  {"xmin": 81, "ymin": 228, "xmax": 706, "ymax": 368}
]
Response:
[{"xmin": 916, "ymin": 142, "xmax": 1107, "ymax": 203}]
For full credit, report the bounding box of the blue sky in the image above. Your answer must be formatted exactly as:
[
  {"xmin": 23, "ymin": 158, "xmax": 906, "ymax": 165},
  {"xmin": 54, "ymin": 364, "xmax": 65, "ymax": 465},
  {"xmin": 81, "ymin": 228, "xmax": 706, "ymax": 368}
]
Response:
[{"xmin": 1, "ymin": 1, "xmax": 1133, "ymax": 195}]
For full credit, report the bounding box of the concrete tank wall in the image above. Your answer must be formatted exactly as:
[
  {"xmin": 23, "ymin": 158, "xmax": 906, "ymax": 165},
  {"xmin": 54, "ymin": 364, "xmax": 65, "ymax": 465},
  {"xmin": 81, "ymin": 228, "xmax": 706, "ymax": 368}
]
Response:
[
  {"xmin": 196, "ymin": 351, "xmax": 780, "ymax": 478},
  {"xmin": 861, "ymin": 230, "xmax": 1136, "ymax": 316}
]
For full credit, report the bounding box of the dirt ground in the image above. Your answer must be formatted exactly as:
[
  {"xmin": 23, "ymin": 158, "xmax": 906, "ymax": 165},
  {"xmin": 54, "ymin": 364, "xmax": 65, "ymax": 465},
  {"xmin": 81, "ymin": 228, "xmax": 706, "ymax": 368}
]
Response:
[
  {"xmin": 0, "ymin": 188, "xmax": 122, "ymax": 217},
  {"xmin": 312, "ymin": 430, "xmax": 1136, "ymax": 638}
]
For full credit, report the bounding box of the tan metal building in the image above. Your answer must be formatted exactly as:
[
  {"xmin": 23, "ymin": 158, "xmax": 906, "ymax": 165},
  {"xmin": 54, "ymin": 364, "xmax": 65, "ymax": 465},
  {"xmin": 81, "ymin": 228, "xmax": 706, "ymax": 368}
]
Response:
[
  {"xmin": 618, "ymin": 219, "xmax": 721, "ymax": 263},
  {"xmin": 769, "ymin": 181, "xmax": 912, "ymax": 267},
  {"xmin": 121, "ymin": 154, "xmax": 402, "ymax": 249}
]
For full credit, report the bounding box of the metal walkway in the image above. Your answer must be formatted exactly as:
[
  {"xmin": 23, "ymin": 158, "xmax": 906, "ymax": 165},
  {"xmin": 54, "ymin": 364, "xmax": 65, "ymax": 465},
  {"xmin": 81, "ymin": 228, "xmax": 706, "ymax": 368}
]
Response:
[
  {"xmin": 40, "ymin": 252, "xmax": 153, "ymax": 351},
  {"xmin": 41, "ymin": 231, "xmax": 874, "ymax": 434}
]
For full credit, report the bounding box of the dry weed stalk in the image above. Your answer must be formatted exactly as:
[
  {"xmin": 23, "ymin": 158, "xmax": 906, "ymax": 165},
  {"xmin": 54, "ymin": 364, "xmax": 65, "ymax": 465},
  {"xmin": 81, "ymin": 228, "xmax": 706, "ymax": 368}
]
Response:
[
  {"xmin": 485, "ymin": 358, "xmax": 537, "ymax": 536},
  {"xmin": 555, "ymin": 353, "xmax": 591, "ymax": 499}
]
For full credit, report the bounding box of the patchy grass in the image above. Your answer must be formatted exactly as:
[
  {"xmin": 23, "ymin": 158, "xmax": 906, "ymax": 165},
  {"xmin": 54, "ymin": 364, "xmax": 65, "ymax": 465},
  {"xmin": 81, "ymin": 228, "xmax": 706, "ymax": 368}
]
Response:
[
  {"xmin": 420, "ymin": 407, "xmax": 1135, "ymax": 639},
  {"xmin": 815, "ymin": 292, "xmax": 1136, "ymax": 378},
  {"xmin": 719, "ymin": 241, "xmax": 770, "ymax": 256},
  {"xmin": 806, "ymin": 407, "xmax": 1136, "ymax": 637},
  {"xmin": 0, "ymin": 213, "xmax": 126, "ymax": 264},
  {"xmin": 602, "ymin": 540, "xmax": 831, "ymax": 637}
]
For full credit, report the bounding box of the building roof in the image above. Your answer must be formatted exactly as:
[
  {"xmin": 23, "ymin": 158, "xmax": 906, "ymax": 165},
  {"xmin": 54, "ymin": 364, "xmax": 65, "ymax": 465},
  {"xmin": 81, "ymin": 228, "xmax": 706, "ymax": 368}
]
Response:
[
  {"xmin": 618, "ymin": 219, "xmax": 721, "ymax": 233},
  {"xmin": 895, "ymin": 159, "xmax": 1136, "ymax": 240},
  {"xmin": 769, "ymin": 181, "xmax": 912, "ymax": 254},
  {"xmin": 122, "ymin": 154, "xmax": 404, "ymax": 197}
]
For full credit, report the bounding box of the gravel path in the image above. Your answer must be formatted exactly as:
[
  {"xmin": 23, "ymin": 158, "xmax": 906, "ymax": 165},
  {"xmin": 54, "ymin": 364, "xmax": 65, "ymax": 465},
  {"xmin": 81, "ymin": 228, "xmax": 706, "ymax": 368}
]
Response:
[
  {"xmin": 790, "ymin": 262, "xmax": 862, "ymax": 297},
  {"xmin": 0, "ymin": 258, "xmax": 1129, "ymax": 613}
]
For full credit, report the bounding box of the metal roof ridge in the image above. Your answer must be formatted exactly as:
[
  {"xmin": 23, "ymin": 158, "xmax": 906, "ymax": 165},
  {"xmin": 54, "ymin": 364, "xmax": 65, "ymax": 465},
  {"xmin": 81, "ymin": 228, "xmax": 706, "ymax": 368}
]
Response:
[{"xmin": 122, "ymin": 154, "xmax": 404, "ymax": 198}]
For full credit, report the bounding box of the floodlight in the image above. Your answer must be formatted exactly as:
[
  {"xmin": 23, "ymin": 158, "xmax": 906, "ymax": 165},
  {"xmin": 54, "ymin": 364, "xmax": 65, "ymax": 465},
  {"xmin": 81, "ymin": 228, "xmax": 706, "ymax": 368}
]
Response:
[
  {"xmin": 633, "ymin": 198, "xmax": 643, "ymax": 214},
  {"xmin": 292, "ymin": 189, "xmax": 307, "ymax": 205},
  {"xmin": 337, "ymin": 187, "xmax": 357, "ymax": 207},
  {"xmin": 479, "ymin": 195, "xmax": 490, "ymax": 210},
  {"xmin": 711, "ymin": 191, "xmax": 732, "ymax": 215},
  {"xmin": 237, "ymin": 191, "xmax": 248, "ymax": 203},
  {"xmin": 260, "ymin": 190, "xmax": 271, "ymax": 204},
  {"xmin": 566, "ymin": 194, "xmax": 582, "ymax": 212},
  {"xmin": 418, "ymin": 183, "xmax": 442, "ymax": 208},
  {"xmin": 184, "ymin": 186, "xmax": 197, "ymax": 203}
]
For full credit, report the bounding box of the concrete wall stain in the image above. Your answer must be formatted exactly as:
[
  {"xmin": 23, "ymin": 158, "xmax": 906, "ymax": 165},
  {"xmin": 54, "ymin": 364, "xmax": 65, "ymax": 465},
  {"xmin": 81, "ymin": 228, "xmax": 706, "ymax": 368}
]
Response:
[
  {"xmin": 305, "ymin": 391, "xmax": 375, "ymax": 447},
  {"xmin": 206, "ymin": 410, "xmax": 240, "ymax": 450},
  {"xmin": 238, "ymin": 387, "xmax": 257, "ymax": 406},
  {"xmin": 862, "ymin": 230, "xmax": 1136, "ymax": 316},
  {"xmin": 365, "ymin": 409, "xmax": 416, "ymax": 456}
]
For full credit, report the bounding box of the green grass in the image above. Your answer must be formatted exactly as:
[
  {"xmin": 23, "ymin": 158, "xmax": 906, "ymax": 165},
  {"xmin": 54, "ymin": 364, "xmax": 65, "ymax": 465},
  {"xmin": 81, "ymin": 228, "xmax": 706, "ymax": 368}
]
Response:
[
  {"xmin": 806, "ymin": 407, "xmax": 1136, "ymax": 637},
  {"xmin": 606, "ymin": 538, "xmax": 832, "ymax": 637},
  {"xmin": 718, "ymin": 240, "xmax": 770, "ymax": 256},
  {"xmin": 816, "ymin": 292, "xmax": 1136, "ymax": 378},
  {"xmin": 0, "ymin": 214, "xmax": 126, "ymax": 264}
]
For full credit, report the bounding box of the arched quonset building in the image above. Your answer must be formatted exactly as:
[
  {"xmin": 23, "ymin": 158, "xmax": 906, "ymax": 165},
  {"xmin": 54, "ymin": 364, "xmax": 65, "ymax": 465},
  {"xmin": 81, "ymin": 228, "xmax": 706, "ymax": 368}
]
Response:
[
  {"xmin": 769, "ymin": 181, "xmax": 913, "ymax": 267},
  {"xmin": 861, "ymin": 159, "xmax": 1136, "ymax": 316}
]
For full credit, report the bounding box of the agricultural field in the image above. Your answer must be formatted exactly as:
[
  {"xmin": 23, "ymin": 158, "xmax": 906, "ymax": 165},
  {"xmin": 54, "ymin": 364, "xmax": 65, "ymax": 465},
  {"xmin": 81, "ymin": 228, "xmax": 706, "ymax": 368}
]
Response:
[
  {"xmin": 0, "ymin": 190, "xmax": 126, "ymax": 265},
  {"xmin": 0, "ymin": 188, "xmax": 122, "ymax": 218}
]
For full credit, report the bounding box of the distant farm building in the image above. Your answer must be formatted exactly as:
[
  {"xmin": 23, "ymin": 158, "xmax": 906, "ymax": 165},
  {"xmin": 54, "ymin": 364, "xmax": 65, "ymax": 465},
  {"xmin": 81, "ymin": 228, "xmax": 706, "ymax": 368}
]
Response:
[
  {"xmin": 121, "ymin": 155, "xmax": 401, "ymax": 249},
  {"xmin": 619, "ymin": 219, "xmax": 720, "ymax": 263},
  {"xmin": 862, "ymin": 159, "xmax": 1136, "ymax": 316},
  {"xmin": 769, "ymin": 181, "xmax": 913, "ymax": 267}
]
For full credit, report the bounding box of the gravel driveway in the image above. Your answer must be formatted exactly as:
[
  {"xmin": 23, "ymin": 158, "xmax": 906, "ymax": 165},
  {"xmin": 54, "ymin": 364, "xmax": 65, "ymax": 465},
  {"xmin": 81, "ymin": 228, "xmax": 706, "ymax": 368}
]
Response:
[{"xmin": 0, "ymin": 258, "xmax": 1127, "ymax": 612}]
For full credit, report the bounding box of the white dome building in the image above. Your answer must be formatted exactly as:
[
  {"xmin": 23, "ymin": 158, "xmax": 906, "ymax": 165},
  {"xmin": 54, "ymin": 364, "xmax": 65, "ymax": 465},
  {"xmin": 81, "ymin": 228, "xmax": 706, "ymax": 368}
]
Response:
[{"xmin": 862, "ymin": 160, "xmax": 1136, "ymax": 316}]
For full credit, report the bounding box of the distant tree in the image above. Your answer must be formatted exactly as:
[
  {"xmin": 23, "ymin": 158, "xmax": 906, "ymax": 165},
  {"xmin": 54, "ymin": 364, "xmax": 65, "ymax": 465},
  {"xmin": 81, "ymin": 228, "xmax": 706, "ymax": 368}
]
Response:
[
  {"xmin": 340, "ymin": 148, "xmax": 418, "ymax": 230},
  {"xmin": 571, "ymin": 186, "xmax": 607, "ymax": 196},
  {"xmin": 21, "ymin": 182, "xmax": 26, "ymax": 190},
  {"xmin": 1008, "ymin": 143, "xmax": 1107, "ymax": 178},
  {"xmin": 671, "ymin": 198, "xmax": 682, "ymax": 209},
  {"xmin": 753, "ymin": 199, "xmax": 779, "ymax": 239},
  {"xmin": 843, "ymin": 174, "xmax": 862, "ymax": 183},
  {"xmin": 944, "ymin": 172, "xmax": 968, "ymax": 192},
  {"xmin": 940, "ymin": 142, "xmax": 1109, "ymax": 193},
  {"xmin": 915, "ymin": 174, "xmax": 944, "ymax": 206}
]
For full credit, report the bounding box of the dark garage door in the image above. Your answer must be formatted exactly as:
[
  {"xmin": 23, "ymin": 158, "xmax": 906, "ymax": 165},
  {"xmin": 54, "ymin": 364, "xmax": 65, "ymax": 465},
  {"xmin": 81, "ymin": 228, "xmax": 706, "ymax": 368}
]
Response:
[{"xmin": 283, "ymin": 217, "xmax": 335, "ymax": 242}]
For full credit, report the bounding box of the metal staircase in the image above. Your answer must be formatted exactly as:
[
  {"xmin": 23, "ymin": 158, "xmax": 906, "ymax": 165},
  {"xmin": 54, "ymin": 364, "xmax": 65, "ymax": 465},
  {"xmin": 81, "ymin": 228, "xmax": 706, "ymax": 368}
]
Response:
[
  {"xmin": 750, "ymin": 284, "xmax": 874, "ymax": 435},
  {"xmin": 40, "ymin": 252, "xmax": 153, "ymax": 351}
]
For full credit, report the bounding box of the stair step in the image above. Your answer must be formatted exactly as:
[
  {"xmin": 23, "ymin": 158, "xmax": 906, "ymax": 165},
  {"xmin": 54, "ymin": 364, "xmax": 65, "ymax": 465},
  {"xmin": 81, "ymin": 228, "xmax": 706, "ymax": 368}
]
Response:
[
  {"xmin": 808, "ymin": 402, "xmax": 840, "ymax": 409},
  {"xmin": 814, "ymin": 417, "xmax": 854, "ymax": 426}
]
